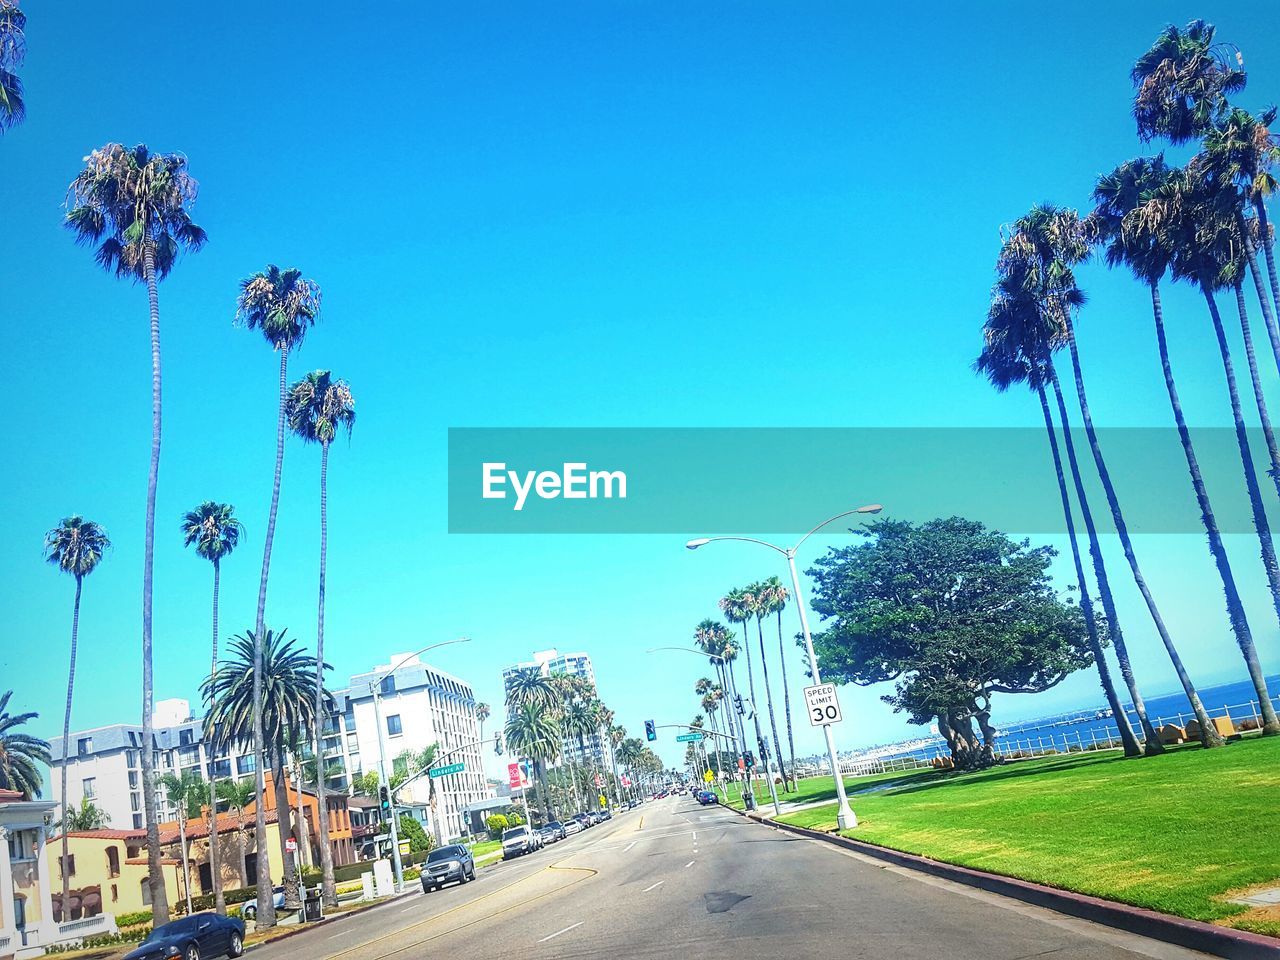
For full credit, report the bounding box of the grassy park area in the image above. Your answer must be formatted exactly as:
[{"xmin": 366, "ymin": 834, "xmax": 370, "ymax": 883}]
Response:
[{"xmin": 764, "ymin": 736, "xmax": 1280, "ymax": 935}]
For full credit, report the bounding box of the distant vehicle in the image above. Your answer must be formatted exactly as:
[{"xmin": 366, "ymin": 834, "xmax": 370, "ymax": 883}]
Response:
[
  {"xmin": 696, "ymin": 789, "xmax": 716, "ymax": 805},
  {"xmin": 571, "ymin": 813, "xmax": 591, "ymax": 830},
  {"xmin": 598, "ymin": 807, "xmax": 612, "ymax": 821},
  {"xmin": 539, "ymin": 821, "xmax": 565, "ymax": 843},
  {"xmin": 240, "ymin": 887, "xmax": 285, "ymax": 922},
  {"xmin": 124, "ymin": 913, "xmax": 245, "ymax": 960},
  {"xmin": 502, "ymin": 824, "xmax": 538, "ymax": 859},
  {"xmin": 422, "ymin": 844, "xmax": 476, "ymax": 891},
  {"xmin": 563, "ymin": 818, "xmax": 583, "ymax": 836},
  {"xmin": 585, "ymin": 810, "xmax": 602, "ymax": 826}
]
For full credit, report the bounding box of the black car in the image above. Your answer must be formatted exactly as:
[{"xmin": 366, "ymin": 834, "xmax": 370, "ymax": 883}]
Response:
[
  {"xmin": 422, "ymin": 843, "xmax": 476, "ymax": 891},
  {"xmin": 124, "ymin": 913, "xmax": 245, "ymax": 960}
]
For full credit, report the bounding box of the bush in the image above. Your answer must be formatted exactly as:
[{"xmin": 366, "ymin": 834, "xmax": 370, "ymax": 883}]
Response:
[
  {"xmin": 507, "ymin": 812, "xmax": 524, "ymax": 827},
  {"xmin": 45, "ymin": 929, "xmax": 149, "ymax": 952},
  {"xmin": 398, "ymin": 814, "xmax": 433, "ymax": 854},
  {"xmin": 115, "ymin": 910, "xmax": 153, "ymax": 928},
  {"xmin": 485, "ymin": 814, "xmax": 509, "ymax": 839}
]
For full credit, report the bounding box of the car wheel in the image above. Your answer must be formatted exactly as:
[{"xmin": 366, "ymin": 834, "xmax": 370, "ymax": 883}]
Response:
[
  {"xmin": 184, "ymin": 944, "xmax": 200, "ymax": 960},
  {"xmin": 228, "ymin": 933, "xmax": 244, "ymax": 958}
]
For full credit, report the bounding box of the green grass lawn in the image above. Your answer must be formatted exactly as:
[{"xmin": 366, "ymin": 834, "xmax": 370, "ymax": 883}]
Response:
[
  {"xmin": 725, "ymin": 766, "xmax": 935, "ymax": 810},
  {"xmin": 467, "ymin": 839, "xmax": 502, "ymax": 858},
  {"xmin": 775, "ymin": 736, "xmax": 1280, "ymax": 935}
]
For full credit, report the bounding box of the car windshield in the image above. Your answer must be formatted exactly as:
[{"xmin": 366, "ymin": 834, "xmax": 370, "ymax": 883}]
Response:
[
  {"xmin": 428, "ymin": 846, "xmax": 463, "ymax": 862},
  {"xmin": 145, "ymin": 918, "xmax": 193, "ymax": 942},
  {"xmin": 546, "ymin": 821, "xmax": 562, "ymax": 829},
  {"xmin": 502, "ymin": 827, "xmax": 527, "ymax": 839}
]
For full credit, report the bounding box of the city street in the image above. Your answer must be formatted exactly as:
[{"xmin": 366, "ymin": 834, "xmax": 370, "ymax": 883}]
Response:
[{"xmin": 254, "ymin": 798, "xmax": 1208, "ymax": 960}]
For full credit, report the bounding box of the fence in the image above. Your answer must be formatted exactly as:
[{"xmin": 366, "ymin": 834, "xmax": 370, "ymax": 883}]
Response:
[{"xmin": 837, "ymin": 693, "xmax": 1280, "ymax": 775}]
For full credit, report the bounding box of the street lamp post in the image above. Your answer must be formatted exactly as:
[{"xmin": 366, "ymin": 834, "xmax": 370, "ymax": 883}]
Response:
[
  {"xmin": 368, "ymin": 638, "xmax": 470, "ymax": 891},
  {"xmin": 686, "ymin": 504, "xmax": 882, "ymax": 831}
]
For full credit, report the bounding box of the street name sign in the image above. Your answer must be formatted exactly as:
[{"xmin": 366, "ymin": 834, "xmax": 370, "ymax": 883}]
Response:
[
  {"xmin": 676, "ymin": 732, "xmax": 705, "ymax": 742},
  {"xmin": 429, "ymin": 762, "xmax": 465, "ymax": 779},
  {"xmin": 803, "ymin": 682, "xmax": 843, "ymax": 726}
]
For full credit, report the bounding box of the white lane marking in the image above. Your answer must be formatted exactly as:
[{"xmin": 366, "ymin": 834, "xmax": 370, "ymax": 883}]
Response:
[
  {"xmin": 685, "ymin": 860, "xmax": 695, "ymax": 868},
  {"xmin": 537, "ymin": 921, "xmax": 584, "ymax": 943},
  {"xmin": 623, "ymin": 841, "xmax": 637, "ymax": 852},
  {"xmin": 327, "ymin": 931, "xmax": 349, "ymax": 940},
  {"xmin": 642, "ymin": 880, "xmax": 665, "ymax": 893},
  {"xmin": 692, "ymin": 831, "xmax": 697, "ymax": 840}
]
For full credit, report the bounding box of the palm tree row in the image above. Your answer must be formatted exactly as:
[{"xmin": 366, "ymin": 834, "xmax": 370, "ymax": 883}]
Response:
[{"xmin": 978, "ymin": 19, "xmax": 1280, "ymax": 755}]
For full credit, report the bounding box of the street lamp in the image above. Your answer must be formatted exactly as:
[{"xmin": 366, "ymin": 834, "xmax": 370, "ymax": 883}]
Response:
[
  {"xmin": 368, "ymin": 637, "xmax": 470, "ymax": 891},
  {"xmin": 685, "ymin": 504, "xmax": 882, "ymax": 830}
]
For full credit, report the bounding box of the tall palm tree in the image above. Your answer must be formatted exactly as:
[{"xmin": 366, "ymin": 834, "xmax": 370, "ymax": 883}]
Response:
[
  {"xmin": 1131, "ymin": 19, "xmax": 1244, "ymax": 148},
  {"xmin": 180, "ymin": 502, "xmax": 242, "ymax": 913},
  {"xmin": 44, "ymin": 515, "xmax": 111, "ymax": 911},
  {"xmin": 746, "ymin": 582, "xmax": 788, "ymax": 789},
  {"xmin": 0, "ymin": 0, "xmax": 25, "ymax": 132},
  {"xmin": 234, "ymin": 264, "xmax": 320, "ymax": 927},
  {"xmin": 504, "ymin": 700, "xmax": 560, "ymax": 820},
  {"xmin": 158, "ymin": 770, "xmax": 206, "ymax": 915},
  {"xmin": 694, "ymin": 619, "xmax": 752, "ymax": 799},
  {"xmin": 66, "ymin": 144, "xmax": 206, "ymax": 925},
  {"xmin": 0, "ymin": 691, "xmax": 50, "ymax": 798},
  {"xmin": 215, "ymin": 778, "xmax": 256, "ymax": 887},
  {"xmin": 1001, "ymin": 205, "xmax": 1164, "ymax": 753},
  {"xmin": 204, "ymin": 628, "xmax": 332, "ymax": 910},
  {"xmin": 286, "ymin": 369, "xmax": 354, "ymax": 907},
  {"xmin": 721, "ymin": 588, "xmax": 774, "ymax": 781},
  {"xmin": 562, "ymin": 699, "xmax": 603, "ymax": 808},
  {"xmin": 976, "ymin": 331, "xmax": 1145, "ymax": 754}
]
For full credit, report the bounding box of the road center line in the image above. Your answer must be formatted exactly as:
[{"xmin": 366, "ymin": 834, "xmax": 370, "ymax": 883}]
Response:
[
  {"xmin": 537, "ymin": 921, "xmax": 583, "ymax": 943},
  {"xmin": 623, "ymin": 840, "xmax": 637, "ymax": 852},
  {"xmin": 684, "ymin": 860, "xmax": 695, "ymax": 868},
  {"xmin": 642, "ymin": 880, "xmax": 665, "ymax": 892}
]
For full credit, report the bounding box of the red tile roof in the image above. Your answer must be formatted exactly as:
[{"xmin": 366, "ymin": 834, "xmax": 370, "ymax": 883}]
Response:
[
  {"xmin": 158, "ymin": 808, "xmax": 279, "ymax": 844},
  {"xmin": 0, "ymin": 788, "xmax": 25, "ymax": 802},
  {"xmin": 63, "ymin": 829, "xmax": 146, "ymax": 841}
]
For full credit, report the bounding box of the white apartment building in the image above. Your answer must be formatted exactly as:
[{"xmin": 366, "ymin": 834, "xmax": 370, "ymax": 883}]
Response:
[
  {"xmin": 501, "ymin": 648, "xmax": 615, "ymax": 775},
  {"xmin": 49, "ymin": 656, "xmax": 493, "ymax": 845}
]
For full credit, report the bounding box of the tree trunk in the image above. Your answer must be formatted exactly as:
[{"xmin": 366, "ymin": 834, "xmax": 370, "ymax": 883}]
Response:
[
  {"xmin": 1243, "ymin": 208, "xmax": 1280, "ymax": 380},
  {"xmin": 140, "ymin": 239, "xmax": 170, "ymax": 925},
  {"xmin": 1034, "ymin": 383, "xmax": 1142, "ymax": 755},
  {"xmin": 1234, "ymin": 283, "xmax": 1280, "ymax": 501},
  {"xmin": 1151, "ymin": 282, "xmax": 1272, "ymax": 737},
  {"xmin": 755, "ymin": 617, "xmax": 787, "ymax": 790},
  {"xmin": 1057, "ymin": 317, "xmax": 1164, "ymax": 753},
  {"xmin": 236, "ymin": 814, "xmax": 248, "ymax": 890},
  {"xmin": 59, "ymin": 575, "xmax": 83, "ymax": 920},
  {"xmin": 1048, "ymin": 367, "xmax": 1158, "ymax": 754},
  {"xmin": 974, "ymin": 704, "xmax": 998, "ymax": 767},
  {"xmin": 273, "ymin": 758, "xmax": 300, "ymax": 909},
  {"xmin": 724, "ymin": 662, "xmax": 753, "ymax": 803},
  {"xmin": 208, "ymin": 561, "xmax": 225, "ymax": 914},
  {"xmin": 314, "ymin": 441, "xmax": 337, "ymax": 907},
  {"xmin": 775, "ymin": 611, "xmax": 799, "ymax": 792},
  {"xmin": 252, "ymin": 348, "xmax": 290, "ymax": 927}
]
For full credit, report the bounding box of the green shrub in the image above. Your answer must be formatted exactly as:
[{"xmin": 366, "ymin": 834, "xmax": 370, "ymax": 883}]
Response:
[
  {"xmin": 115, "ymin": 909, "xmax": 153, "ymax": 928},
  {"xmin": 485, "ymin": 813, "xmax": 509, "ymax": 839}
]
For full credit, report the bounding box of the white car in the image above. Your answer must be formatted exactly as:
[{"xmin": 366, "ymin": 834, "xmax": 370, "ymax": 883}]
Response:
[
  {"xmin": 501, "ymin": 825, "xmax": 538, "ymax": 859},
  {"xmin": 563, "ymin": 819, "xmax": 583, "ymax": 836}
]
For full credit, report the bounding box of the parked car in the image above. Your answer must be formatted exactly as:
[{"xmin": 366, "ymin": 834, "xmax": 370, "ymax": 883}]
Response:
[
  {"xmin": 563, "ymin": 818, "xmax": 583, "ymax": 836},
  {"xmin": 502, "ymin": 824, "xmax": 537, "ymax": 859},
  {"xmin": 541, "ymin": 820, "xmax": 566, "ymax": 842},
  {"xmin": 571, "ymin": 813, "xmax": 591, "ymax": 830},
  {"xmin": 696, "ymin": 789, "xmax": 716, "ymax": 805},
  {"xmin": 240, "ymin": 887, "xmax": 285, "ymax": 922},
  {"xmin": 598, "ymin": 807, "xmax": 612, "ymax": 821},
  {"xmin": 125, "ymin": 913, "xmax": 245, "ymax": 960},
  {"xmin": 422, "ymin": 844, "xmax": 475, "ymax": 891}
]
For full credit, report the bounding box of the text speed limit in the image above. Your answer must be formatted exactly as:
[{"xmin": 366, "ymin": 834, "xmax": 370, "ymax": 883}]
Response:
[{"xmin": 803, "ymin": 683, "xmax": 843, "ymax": 726}]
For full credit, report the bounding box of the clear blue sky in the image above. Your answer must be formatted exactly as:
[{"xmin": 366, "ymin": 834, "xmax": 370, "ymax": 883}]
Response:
[{"xmin": 4, "ymin": 3, "xmax": 1280, "ymax": 781}]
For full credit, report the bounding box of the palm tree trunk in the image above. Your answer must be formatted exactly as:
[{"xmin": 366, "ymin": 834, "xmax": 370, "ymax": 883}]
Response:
[
  {"xmin": 1242, "ymin": 208, "xmax": 1280, "ymax": 379},
  {"xmin": 314, "ymin": 441, "xmax": 337, "ymax": 907},
  {"xmin": 1035, "ymin": 384, "xmax": 1143, "ymax": 755},
  {"xmin": 755, "ymin": 617, "xmax": 787, "ymax": 790},
  {"xmin": 59, "ymin": 575, "xmax": 83, "ymax": 920},
  {"xmin": 273, "ymin": 756, "xmax": 300, "ymax": 909},
  {"xmin": 774, "ymin": 610, "xmax": 799, "ymax": 792},
  {"xmin": 252, "ymin": 348, "xmax": 289, "ymax": 928},
  {"xmin": 236, "ymin": 813, "xmax": 248, "ymax": 889},
  {"xmin": 140, "ymin": 239, "xmax": 170, "ymax": 925},
  {"xmin": 724, "ymin": 662, "xmax": 753, "ymax": 804},
  {"xmin": 1057, "ymin": 317, "xmax": 1164, "ymax": 753},
  {"xmin": 1234, "ymin": 283, "xmax": 1280, "ymax": 499},
  {"xmin": 1151, "ymin": 282, "xmax": 1274, "ymax": 736},
  {"xmin": 208, "ymin": 561, "xmax": 225, "ymax": 914}
]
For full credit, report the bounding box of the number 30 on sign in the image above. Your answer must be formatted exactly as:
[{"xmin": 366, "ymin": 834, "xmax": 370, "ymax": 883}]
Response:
[{"xmin": 803, "ymin": 683, "xmax": 843, "ymax": 726}]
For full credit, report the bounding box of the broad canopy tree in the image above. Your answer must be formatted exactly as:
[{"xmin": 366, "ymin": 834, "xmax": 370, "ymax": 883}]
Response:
[{"xmin": 807, "ymin": 517, "xmax": 1094, "ymax": 770}]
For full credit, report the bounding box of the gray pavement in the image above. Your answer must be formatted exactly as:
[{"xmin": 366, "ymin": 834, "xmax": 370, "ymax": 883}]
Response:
[{"xmin": 250, "ymin": 797, "xmax": 1213, "ymax": 960}]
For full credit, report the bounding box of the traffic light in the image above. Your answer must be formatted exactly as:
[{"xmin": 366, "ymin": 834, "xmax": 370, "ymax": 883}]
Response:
[
  {"xmin": 379, "ymin": 785, "xmax": 391, "ymax": 818},
  {"xmin": 743, "ymin": 750, "xmax": 756, "ymax": 769},
  {"xmin": 735, "ymin": 695, "xmax": 745, "ymax": 715},
  {"xmin": 644, "ymin": 719, "xmax": 657, "ymax": 742}
]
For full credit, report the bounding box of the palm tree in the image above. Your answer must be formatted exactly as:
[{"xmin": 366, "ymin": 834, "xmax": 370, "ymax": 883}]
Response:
[
  {"xmin": 504, "ymin": 700, "xmax": 560, "ymax": 820},
  {"xmin": 976, "ymin": 329, "xmax": 1145, "ymax": 754},
  {"xmin": 0, "ymin": 0, "xmax": 25, "ymax": 132},
  {"xmin": 0, "ymin": 691, "xmax": 49, "ymax": 798},
  {"xmin": 476, "ymin": 703, "xmax": 491, "ymax": 744},
  {"xmin": 694, "ymin": 619, "xmax": 752, "ymax": 800},
  {"xmin": 65, "ymin": 144, "xmax": 206, "ymax": 924},
  {"xmin": 204, "ymin": 628, "xmax": 332, "ymax": 910},
  {"xmin": 44, "ymin": 515, "xmax": 110, "ymax": 911},
  {"xmin": 159, "ymin": 770, "xmax": 205, "ymax": 914},
  {"xmin": 285, "ymin": 369, "xmax": 354, "ymax": 907},
  {"xmin": 562, "ymin": 699, "xmax": 602, "ymax": 809},
  {"xmin": 1131, "ymin": 19, "xmax": 1244, "ymax": 148},
  {"xmin": 748, "ymin": 581, "xmax": 789, "ymax": 790},
  {"xmin": 1001, "ymin": 206, "xmax": 1164, "ymax": 754},
  {"xmin": 180, "ymin": 502, "xmax": 241, "ymax": 914},
  {"xmin": 234, "ymin": 264, "xmax": 320, "ymax": 927},
  {"xmin": 721, "ymin": 588, "xmax": 774, "ymax": 783},
  {"xmin": 215, "ymin": 778, "xmax": 256, "ymax": 887},
  {"xmin": 759, "ymin": 577, "xmax": 800, "ymax": 788},
  {"xmin": 58, "ymin": 799, "xmax": 110, "ymax": 833}
]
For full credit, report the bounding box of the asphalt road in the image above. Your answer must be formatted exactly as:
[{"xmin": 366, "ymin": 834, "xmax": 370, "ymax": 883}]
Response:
[{"xmin": 253, "ymin": 796, "xmax": 1212, "ymax": 960}]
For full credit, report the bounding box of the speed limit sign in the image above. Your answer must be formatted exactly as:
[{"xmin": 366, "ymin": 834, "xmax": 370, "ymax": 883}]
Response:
[{"xmin": 803, "ymin": 683, "xmax": 843, "ymax": 726}]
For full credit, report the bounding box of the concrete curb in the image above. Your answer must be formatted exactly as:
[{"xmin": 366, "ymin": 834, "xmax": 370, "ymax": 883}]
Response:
[
  {"xmin": 732, "ymin": 805, "xmax": 1280, "ymax": 960},
  {"xmin": 244, "ymin": 889, "xmax": 415, "ymax": 953}
]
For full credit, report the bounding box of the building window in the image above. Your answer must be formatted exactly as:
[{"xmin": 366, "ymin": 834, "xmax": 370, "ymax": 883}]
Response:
[
  {"xmin": 111, "ymin": 883, "xmax": 118, "ymax": 902},
  {"xmin": 82, "ymin": 777, "xmax": 96, "ymax": 799},
  {"xmin": 236, "ymin": 755, "xmax": 256, "ymax": 775},
  {"xmin": 131, "ymin": 793, "xmax": 141, "ymax": 813},
  {"xmin": 141, "ymin": 878, "xmax": 152, "ymax": 906},
  {"xmin": 126, "ymin": 750, "xmax": 138, "ymax": 769},
  {"xmin": 128, "ymin": 771, "xmax": 139, "ymax": 789},
  {"xmin": 379, "ymin": 676, "xmax": 396, "ymax": 696},
  {"xmin": 386, "ymin": 715, "xmax": 402, "ymax": 737},
  {"xmin": 59, "ymin": 855, "xmax": 76, "ymax": 879},
  {"xmin": 107, "ymin": 846, "xmax": 120, "ymax": 878},
  {"xmin": 77, "ymin": 737, "xmax": 93, "ymax": 757},
  {"xmin": 210, "ymin": 758, "xmax": 231, "ymax": 778},
  {"xmin": 7, "ymin": 829, "xmax": 35, "ymax": 862},
  {"xmin": 132, "ymin": 814, "xmax": 143, "ymax": 829},
  {"xmin": 180, "ymin": 729, "xmax": 193, "ymax": 746}
]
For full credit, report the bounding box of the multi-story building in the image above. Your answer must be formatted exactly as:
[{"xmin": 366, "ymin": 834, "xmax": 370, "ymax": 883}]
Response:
[
  {"xmin": 48, "ymin": 654, "xmax": 493, "ymax": 850},
  {"xmin": 501, "ymin": 648, "xmax": 615, "ymax": 776}
]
